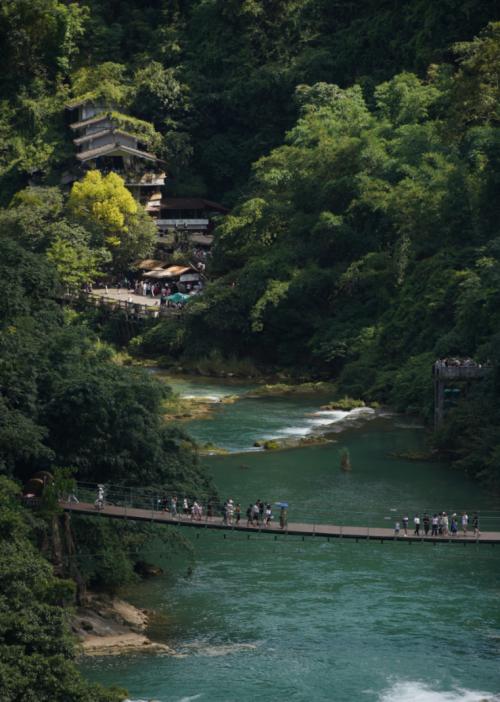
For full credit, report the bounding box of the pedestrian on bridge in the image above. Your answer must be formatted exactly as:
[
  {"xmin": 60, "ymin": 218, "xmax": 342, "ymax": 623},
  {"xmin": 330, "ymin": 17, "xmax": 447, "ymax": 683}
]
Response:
[
  {"xmin": 279, "ymin": 506, "xmax": 288, "ymax": 530},
  {"xmin": 246, "ymin": 504, "xmax": 252, "ymax": 527},
  {"xmin": 431, "ymin": 514, "xmax": 439, "ymax": 536},
  {"xmin": 191, "ymin": 500, "xmax": 202, "ymax": 521},
  {"xmin": 423, "ymin": 514, "xmax": 430, "ymax": 536},
  {"xmin": 226, "ymin": 499, "xmax": 234, "ymax": 524},
  {"xmin": 265, "ymin": 504, "xmax": 273, "ymax": 527},
  {"xmin": 414, "ymin": 514, "xmax": 420, "ymax": 536},
  {"xmin": 171, "ymin": 496, "xmax": 178, "ymax": 516},
  {"xmin": 183, "ymin": 497, "xmax": 189, "ymax": 515},
  {"xmin": 235, "ymin": 503, "xmax": 241, "ymax": 525},
  {"xmin": 251, "ymin": 502, "xmax": 260, "ymax": 526},
  {"xmin": 461, "ymin": 512, "xmax": 469, "ymax": 535},
  {"xmin": 95, "ymin": 484, "xmax": 105, "ymax": 511},
  {"xmin": 402, "ymin": 514, "xmax": 409, "ymax": 536},
  {"xmin": 473, "ymin": 512, "xmax": 480, "ymax": 537}
]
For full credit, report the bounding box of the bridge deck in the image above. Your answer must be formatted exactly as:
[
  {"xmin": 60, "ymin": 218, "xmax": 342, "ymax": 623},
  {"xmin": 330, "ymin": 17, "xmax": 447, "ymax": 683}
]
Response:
[{"xmin": 62, "ymin": 502, "xmax": 500, "ymax": 544}]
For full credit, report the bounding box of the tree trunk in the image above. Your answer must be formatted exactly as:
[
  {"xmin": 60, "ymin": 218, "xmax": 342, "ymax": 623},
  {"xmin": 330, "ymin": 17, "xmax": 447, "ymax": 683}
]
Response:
[{"xmin": 63, "ymin": 512, "xmax": 88, "ymax": 605}]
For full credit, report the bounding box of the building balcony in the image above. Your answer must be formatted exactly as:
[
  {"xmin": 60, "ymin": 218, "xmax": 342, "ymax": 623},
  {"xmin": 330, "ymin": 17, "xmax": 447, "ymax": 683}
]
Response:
[
  {"xmin": 126, "ymin": 173, "xmax": 166, "ymax": 186},
  {"xmin": 155, "ymin": 219, "xmax": 210, "ymax": 230}
]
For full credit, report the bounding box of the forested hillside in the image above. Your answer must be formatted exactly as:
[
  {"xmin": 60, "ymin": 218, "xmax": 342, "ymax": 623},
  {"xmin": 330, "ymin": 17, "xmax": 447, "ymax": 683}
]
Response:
[
  {"xmin": 1, "ymin": 1, "xmax": 498, "ymax": 201},
  {"xmin": 0, "ymin": 3, "xmax": 499, "ymax": 696}
]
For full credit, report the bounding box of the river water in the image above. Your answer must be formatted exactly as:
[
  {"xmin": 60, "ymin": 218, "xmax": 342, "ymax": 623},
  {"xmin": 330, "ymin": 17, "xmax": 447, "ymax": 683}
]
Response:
[{"xmin": 81, "ymin": 376, "xmax": 500, "ymax": 702}]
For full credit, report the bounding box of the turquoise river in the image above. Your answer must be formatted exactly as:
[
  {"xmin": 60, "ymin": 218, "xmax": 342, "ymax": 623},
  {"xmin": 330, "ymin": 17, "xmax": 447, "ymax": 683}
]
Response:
[{"xmin": 81, "ymin": 376, "xmax": 500, "ymax": 702}]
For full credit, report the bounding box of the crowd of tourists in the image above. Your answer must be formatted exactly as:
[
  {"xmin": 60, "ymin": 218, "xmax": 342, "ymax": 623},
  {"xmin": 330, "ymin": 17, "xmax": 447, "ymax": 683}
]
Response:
[
  {"xmin": 156, "ymin": 495, "xmax": 289, "ymax": 529},
  {"xmin": 94, "ymin": 487, "xmax": 482, "ymax": 538},
  {"xmin": 96, "ymin": 277, "xmax": 203, "ymax": 307},
  {"xmin": 394, "ymin": 511, "xmax": 480, "ymax": 537}
]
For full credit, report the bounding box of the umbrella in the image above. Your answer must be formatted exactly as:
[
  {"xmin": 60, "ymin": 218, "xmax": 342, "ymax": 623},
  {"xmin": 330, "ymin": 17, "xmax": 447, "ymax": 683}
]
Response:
[{"xmin": 274, "ymin": 501, "xmax": 289, "ymax": 508}]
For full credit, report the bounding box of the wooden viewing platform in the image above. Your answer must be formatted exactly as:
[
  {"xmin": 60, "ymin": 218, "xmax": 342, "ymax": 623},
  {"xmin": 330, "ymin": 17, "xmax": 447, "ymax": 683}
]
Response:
[
  {"xmin": 61, "ymin": 291, "xmax": 183, "ymax": 320},
  {"xmin": 62, "ymin": 502, "xmax": 500, "ymax": 545}
]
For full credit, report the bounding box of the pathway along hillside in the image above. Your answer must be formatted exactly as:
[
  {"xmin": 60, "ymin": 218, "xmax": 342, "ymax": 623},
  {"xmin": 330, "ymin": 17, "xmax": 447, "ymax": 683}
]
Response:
[{"xmin": 62, "ymin": 502, "xmax": 500, "ymax": 545}]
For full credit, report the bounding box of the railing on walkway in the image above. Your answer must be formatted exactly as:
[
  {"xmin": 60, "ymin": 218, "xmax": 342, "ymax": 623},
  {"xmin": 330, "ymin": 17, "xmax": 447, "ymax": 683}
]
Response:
[
  {"xmin": 61, "ymin": 293, "xmax": 183, "ymax": 320},
  {"xmin": 55, "ymin": 481, "xmax": 500, "ymax": 541}
]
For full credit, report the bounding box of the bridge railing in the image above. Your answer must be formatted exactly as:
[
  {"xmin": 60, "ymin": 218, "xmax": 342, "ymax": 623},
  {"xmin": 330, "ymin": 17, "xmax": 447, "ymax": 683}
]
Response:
[
  {"xmin": 64, "ymin": 482, "xmax": 500, "ymax": 532},
  {"xmin": 61, "ymin": 292, "xmax": 183, "ymax": 320}
]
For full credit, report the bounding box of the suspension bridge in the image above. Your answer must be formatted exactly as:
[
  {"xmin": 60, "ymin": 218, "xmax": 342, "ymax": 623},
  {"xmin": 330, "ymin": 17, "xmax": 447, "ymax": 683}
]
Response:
[{"xmin": 55, "ymin": 484, "xmax": 500, "ymax": 545}]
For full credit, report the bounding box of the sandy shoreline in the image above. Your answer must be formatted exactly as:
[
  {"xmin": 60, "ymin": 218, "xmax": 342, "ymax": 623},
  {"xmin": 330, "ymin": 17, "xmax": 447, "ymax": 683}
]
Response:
[{"xmin": 73, "ymin": 594, "xmax": 174, "ymax": 657}]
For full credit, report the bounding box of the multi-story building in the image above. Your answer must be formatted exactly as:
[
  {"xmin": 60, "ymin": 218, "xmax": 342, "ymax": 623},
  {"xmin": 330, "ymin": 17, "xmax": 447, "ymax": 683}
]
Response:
[
  {"xmin": 66, "ymin": 99, "xmax": 166, "ymax": 213},
  {"xmin": 66, "ymin": 100, "xmax": 227, "ymax": 251}
]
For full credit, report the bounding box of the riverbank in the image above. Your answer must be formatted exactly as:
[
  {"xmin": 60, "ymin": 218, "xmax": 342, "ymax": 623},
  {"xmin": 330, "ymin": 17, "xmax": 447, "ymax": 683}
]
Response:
[
  {"xmin": 80, "ymin": 410, "xmax": 500, "ymax": 701},
  {"xmin": 73, "ymin": 594, "xmax": 174, "ymax": 657}
]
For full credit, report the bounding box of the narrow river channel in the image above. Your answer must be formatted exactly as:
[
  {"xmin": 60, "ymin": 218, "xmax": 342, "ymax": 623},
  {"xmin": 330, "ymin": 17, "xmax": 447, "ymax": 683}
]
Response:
[{"xmin": 81, "ymin": 376, "xmax": 500, "ymax": 702}]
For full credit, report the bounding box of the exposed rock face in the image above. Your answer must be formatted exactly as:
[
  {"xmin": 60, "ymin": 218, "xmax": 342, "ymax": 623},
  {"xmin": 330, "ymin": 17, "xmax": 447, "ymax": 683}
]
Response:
[
  {"xmin": 73, "ymin": 594, "xmax": 174, "ymax": 656},
  {"xmin": 134, "ymin": 560, "xmax": 164, "ymax": 578}
]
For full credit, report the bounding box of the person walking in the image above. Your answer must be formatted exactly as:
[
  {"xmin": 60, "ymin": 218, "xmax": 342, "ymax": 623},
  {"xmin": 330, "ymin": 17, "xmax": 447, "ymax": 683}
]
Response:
[
  {"xmin": 95, "ymin": 484, "xmax": 105, "ymax": 511},
  {"xmin": 472, "ymin": 512, "xmax": 480, "ymax": 537},
  {"xmin": 191, "ymin": 500, "xmax": 201, "ymax": 521},
  {"xmin": 461, "ymin": 512, "xmax": 469, "ymax": 536},
  {"xmin": 279, "ymin": 506, "xmax": 288, "ymax": 530},
  {"xmin": 431, "ymin": 513, "xmax": 439, "ymax": 537},
  {"xmin": 251, "ymin": 502, "xmax": 260, "ymax": 527},
  {"xmin": 235, "ymin": 503, "xmax": 241, "ymax": 525},
  {"xmin": 414, "ymin": 514, "xmax": 421, "ymax": 536},
  {"xmin": 183, "ymin": 497, "xmax": 189, "ymax": 515},
  {"xmin": 171, "ymin": 496, "xmax": 178, "ymax": 516},
  {"xmin": 442, "ymin": 512, "xmax": 449, "ymax": 536},
  {"xmin": 265, "ymin": 504, "xmax": 273, "ymax": 527},
  {"xmin": 394, "ymin": 521, "xmax": 400, "ymax": 536},
  {"xmin": 402, "ymin": 514, "xmax": 409, "ymax": 536},
  {"xmin": 246, "ymin": 504, "xmax": 253, "ymax": 527},
  {"xmin": 423, "ymin": 514, "xmax": 430, "ymax": 536},
  {"xmin": 450, "ymin": 515, "xmax": 458, "ymax": 536},
  {"xmin": 226, "ymin": 499, "xmax": 234, "ymax": 525}
]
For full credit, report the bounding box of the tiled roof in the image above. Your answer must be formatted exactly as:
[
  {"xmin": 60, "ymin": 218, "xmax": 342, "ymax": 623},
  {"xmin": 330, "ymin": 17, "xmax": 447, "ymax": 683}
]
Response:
[
  {"xmin": 76, "ymin": 143, "xmax": 157, "ymax": 162},
  {"xmin": 69, "ymin": 114, "xmax": 110, "ymax": 131}
]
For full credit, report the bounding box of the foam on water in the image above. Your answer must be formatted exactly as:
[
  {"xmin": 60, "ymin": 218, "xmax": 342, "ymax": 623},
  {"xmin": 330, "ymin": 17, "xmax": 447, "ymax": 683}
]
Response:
[
  {"xmin": 260, "ymin": 406, "xmax": 376, "ymax": 442},
  {"xmin": 276, "ymin": 426, "xmax": 312, "ymax": 436},
  {"xmin": 306, "ymin": 417, "xmax": 343, "ymax": 426},
  {"xmin": 181, "ymin": 394, "xmax": 223, "ymax": 403},
  {"xmin": 311, "ymin": 410, "xmax": 350, "ymax": 419},
  {"xmin": 179, "ymin": 641, "xmax": 257, "ymax": 657},
  {"xmin": 379, "ymin": 681, "xmax": 500, "ymax": 702}
]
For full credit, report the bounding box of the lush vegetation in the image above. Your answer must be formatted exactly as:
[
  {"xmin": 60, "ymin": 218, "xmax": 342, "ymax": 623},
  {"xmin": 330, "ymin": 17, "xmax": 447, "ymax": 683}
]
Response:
[
  {"xmin": 1, "ymin": 2, "xmax": 500, "ymax": 697},
  {"xmin": 1, "ymin": 1, "xmax": 498, "ymax": 203},
  {"xmin": 142, "ymin": 23, "xmax": 500, "ymax": 488},
  {"xmin": 0, "ymin": 173, "xmax": 210, "ymax": 700},
  {"xmin": 0, "ymin": 477, "xmax": 125, "ymax": 701}
]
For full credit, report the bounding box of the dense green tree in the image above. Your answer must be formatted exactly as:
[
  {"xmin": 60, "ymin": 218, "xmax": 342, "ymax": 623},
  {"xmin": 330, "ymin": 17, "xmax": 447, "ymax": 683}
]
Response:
[
  {"xmin": 0, "ymin": 478, "xmax": 125, "ymax": 701},
  {"xmin": 136, "ymin": 27, "xmax": 500, "ymax": 484},
  {"xmin": 67, "ymin": 171, "xmax": 156, "ymax": 272}
]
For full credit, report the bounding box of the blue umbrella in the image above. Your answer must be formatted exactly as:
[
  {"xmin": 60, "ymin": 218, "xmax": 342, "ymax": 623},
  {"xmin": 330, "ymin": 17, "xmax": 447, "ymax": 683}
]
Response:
[{"xmin": 274, "ymin": 501, "xmax": 289, "ymax": 508}]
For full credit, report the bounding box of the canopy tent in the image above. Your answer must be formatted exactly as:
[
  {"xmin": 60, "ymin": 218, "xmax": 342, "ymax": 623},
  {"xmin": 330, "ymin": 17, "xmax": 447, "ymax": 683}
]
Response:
[
  {"xmin": 143, "ymin": 268, "xmax": 172, "ymax": 279},
  {"xmin": 167, "ymin": 292, "xmax": 190, "ymax": 304},
  {"xmin": 134, "ymin": 259, "xmax": 167, "ymax": 271},
  {"xmin": 162, "ymin": 265, "xmax": 192, "ymax": 277}
]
